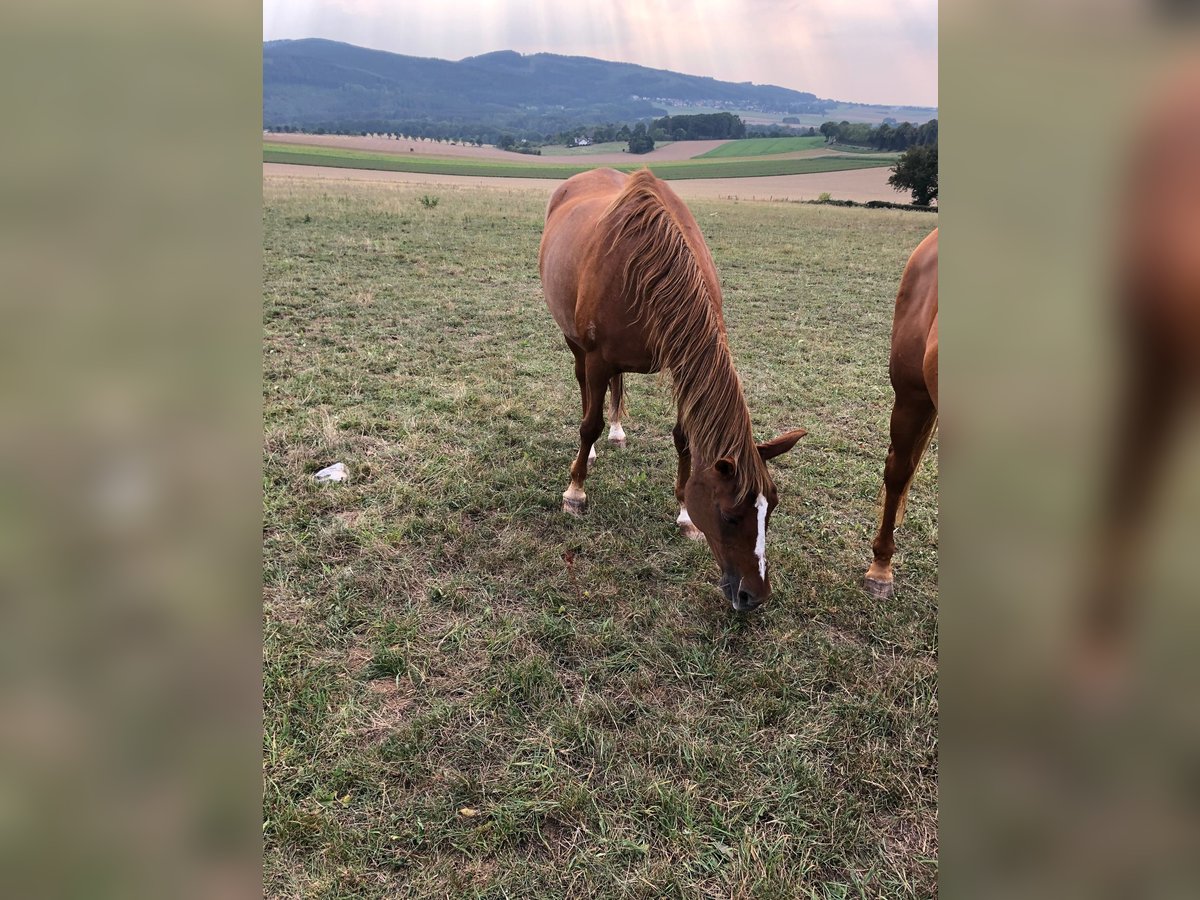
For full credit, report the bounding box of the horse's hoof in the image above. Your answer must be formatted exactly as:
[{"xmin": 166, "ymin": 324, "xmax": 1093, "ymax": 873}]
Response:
[
  {"xmin": 562, "ymin": 496, "xmax": 587, "ymax": 516},
  {"xmin": 864, "ymin": 576, "xmax": 895, "ymax": 600},
  {"xmin": 679, "ymin": 521, "xmax": 704, "ymax": 541},
  {"xmin": 608, "ymin": 437, "xmax": 626, "ymax": 449}
]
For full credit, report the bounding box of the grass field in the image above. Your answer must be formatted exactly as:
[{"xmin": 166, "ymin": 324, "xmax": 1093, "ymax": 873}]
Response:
[
  {"xmin": 826, "ymin": 144, "xmax": 903, "ymax": 156},
  {"xmin": 263, "ymin": 178, "xmax": 938, "ymax": 898},
  {"xmin": 696, "ymin": 137, "xmax": 827, "ymax": 158},
  {"xmin": 552, "ymin": 141, "xmax": 675, "ymax": 157},
  {"xmin": 263, "ymin": 143, "xmax": 893, "ymax": 180}
]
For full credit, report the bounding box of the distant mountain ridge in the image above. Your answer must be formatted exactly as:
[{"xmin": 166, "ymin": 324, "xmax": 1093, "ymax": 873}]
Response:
[{"xmin": 263, "ymin": 39, "xmax": 934, "ymax": 140}]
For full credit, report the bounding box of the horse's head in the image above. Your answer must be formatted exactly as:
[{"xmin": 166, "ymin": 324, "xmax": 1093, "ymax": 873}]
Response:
[{"xmin": 684, "ymin": 429, "xmax": 807, "ymax": 611}]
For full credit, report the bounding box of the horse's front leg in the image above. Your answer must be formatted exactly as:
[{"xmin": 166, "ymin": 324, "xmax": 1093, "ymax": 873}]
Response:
[
  {"xmin": 567, "ymin": 339, "xmax": 600, "ymax": 467},
  {"xmin": 563, "ymin": 356, "xmax": 611, "ymax": 515},
  {"xmin": 672, "ymin": 420, "xmax": 702, "ymax": 540}
]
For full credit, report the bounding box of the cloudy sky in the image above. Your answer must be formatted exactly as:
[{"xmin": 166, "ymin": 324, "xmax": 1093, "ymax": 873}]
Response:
[{"xmin": 263, "ymin": 0, "xmax": 938, "ymax": 108}]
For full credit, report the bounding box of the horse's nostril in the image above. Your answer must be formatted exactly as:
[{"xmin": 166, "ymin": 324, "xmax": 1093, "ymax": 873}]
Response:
[{"xmin": 737, "ymin": 590, "xmax": 756, "ymax": 608}]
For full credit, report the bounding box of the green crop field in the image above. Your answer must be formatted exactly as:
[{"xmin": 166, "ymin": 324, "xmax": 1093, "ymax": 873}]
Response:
[
  {"xmin": 263, "ymin": 142, "xmax": 892, "ymax": 180},
  {"xmin": 552, "ymin": 141, "xmax": 675, "ymax": 156},
  {"xmin": 263, "ymin": 177, "xmax": 937, "ymax": 898},
  {"xmin": 826, "ymin": 144, "xmax": 903, "ymax": 156},
  {"xmin": 696, "ymin": 137, "xmax": 828, "ymax": 158}
]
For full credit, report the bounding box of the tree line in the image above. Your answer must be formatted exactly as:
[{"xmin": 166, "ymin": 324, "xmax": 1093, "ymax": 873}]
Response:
[
  {"xmin": 649, "ymin": 112, "xmax": 746, "ymax": 141},
  {"xmin": 819, "ymin": 119, "xmax": 938, "ymax": 152},
  {"xmin": 545, "ymin": 112, "xmax": 745, "ymax": 152}
]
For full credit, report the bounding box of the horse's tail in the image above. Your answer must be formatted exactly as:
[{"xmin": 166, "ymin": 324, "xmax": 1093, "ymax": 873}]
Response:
[
  {"xmin": 876, "ymin": 412, "xmax": 938, "ymax": 528},
  {"xmin": 608, "ymin": 374, "xmax": 626, "ymax": 422}
]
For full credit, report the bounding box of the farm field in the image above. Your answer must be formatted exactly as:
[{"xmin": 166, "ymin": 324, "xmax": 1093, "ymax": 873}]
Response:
[
  {"xmin": 550, "ymin": 140, "xmax": 674, "ymax": 157},
  {"xmin": 265, "ymin": 132, "xmax": 721, "ymax": 164},
  {"xmin": 263, "ymin": 177, "xmax": 938, "ymax": 898},
  {"xmin": 697, "ymin": 136, "xmax": 828, "ymax": 157},
  {"xmin": 263, "ymin": 162, "xmax": 915, "ymax": 204},
  {"xmin": 826, "ymin": 144, "xmax": 907, "ymax": 156},
  {"xmin": 263, "ymin": 142, "xmax": 894, "ymax": 180}
]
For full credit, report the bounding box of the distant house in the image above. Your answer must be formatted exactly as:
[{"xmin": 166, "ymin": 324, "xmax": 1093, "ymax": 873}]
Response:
[{"xmin": 573, "ymin": 137, "xmax": 592, "ymax": 146}]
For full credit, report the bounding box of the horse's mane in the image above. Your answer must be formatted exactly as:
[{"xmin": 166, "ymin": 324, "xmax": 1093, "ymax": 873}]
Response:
[{"xmin": 600, "ymin": 170, "xmax": 768, "ymax": 497}]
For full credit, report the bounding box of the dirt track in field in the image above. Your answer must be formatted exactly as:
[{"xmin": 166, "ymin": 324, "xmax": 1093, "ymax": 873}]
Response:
[
  {"xmin": 263, "ymin": 162, "xmax": 908, "ymax": 204},
  {"xmin": 264, "ymin": 132, "xmax": 730, "ymax": 164}
]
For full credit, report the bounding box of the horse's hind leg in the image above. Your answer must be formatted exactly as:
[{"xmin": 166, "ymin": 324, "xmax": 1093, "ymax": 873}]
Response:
[
  {"xmin": 865, "ymin": 390, "xmax": 937, "ymax": 599},
  {"xmin": 563, "ymin": 354, "xmax": 610, "ymax": 515},
  {"xmin": 673, "ymin": 419, "xmax": 702, "ymax": 540},
  {"xmin": 607, "ymin": 374, "xmax": 627, "ymax": 448}
]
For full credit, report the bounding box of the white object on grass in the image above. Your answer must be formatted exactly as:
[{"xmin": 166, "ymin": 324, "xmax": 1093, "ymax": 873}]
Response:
[{"xmin": 314, "ymin": 463, "xmax": 349, "ymax": 483}]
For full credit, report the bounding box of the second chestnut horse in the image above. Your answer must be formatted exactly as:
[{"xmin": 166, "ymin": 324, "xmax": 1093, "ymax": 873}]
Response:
[{"xmin": 865, "ymin": 228, "xmax": 939, "ymax": 599}]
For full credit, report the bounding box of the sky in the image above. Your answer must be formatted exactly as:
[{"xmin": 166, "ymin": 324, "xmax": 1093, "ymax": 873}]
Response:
[{"xmin": 263, "ymin": 0, "xmax": 938, "ymax": 108}]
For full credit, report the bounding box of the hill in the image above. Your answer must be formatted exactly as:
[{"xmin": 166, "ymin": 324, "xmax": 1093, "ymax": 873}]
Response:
[{"xmin": 263, "ymin": 39, "xmax": 935, "ymax": 141}]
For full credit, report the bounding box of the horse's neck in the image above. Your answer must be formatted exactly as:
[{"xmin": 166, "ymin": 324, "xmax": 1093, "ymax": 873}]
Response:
[{"xmin": 671, "ymin": 329, "xmax": 759, "ymax": 475}]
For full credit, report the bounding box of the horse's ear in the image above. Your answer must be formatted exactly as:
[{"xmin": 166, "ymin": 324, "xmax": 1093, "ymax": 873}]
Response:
[
  {"xmin": 714, "ymin": 457, "xmax": 737, "ymax": 480},
  {"xmin": 758, "ymin": 428, "xmax": 807, "ymax": 462}
]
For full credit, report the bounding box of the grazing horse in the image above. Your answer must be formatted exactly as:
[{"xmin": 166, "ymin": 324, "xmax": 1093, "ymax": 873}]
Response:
[
  {"xmin": 864, "ymin": 229, "xmax": 939, "ymax": 600},
  {"xmin": 539, "ymin": 168, "xmax": 806, "ymax": 610}
]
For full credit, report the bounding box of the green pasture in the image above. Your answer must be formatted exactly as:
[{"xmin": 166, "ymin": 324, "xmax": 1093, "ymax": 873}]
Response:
[
  {"xmin": 263, "ymin": 178, "xmax": 937, "ymax": 898},
  {"xmin": 263, "ymin": 142, "xmax": 893, "ymax": 180},
  {"xmin": 696, "ymin": 136, "xmax": 827, "ymax": 158}
]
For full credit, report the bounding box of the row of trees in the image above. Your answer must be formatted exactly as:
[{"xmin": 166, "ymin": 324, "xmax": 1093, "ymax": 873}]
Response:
[
  {"xmin": 649, "ymin": 112, "xmax": 746, "ymax": 141},
  {"xmin": 546, "ymin": 112, "xmax": 747, "ymax": 152},
  {"xmin": 267, "ymin": 122, "xmax": 508, "ymax": 144},
  {"xmin": 819, "ymin": 119, "xmax": 938, "ymax": 151},
  {"xmin": 555, "ymin": 122, "xmax": 637, "ymax": 146},
  {"xmin": 267, "ymin": 126, "xmax": 494, "ymax": 147},
  {"xmin": 747, "ymin": 124, "xmax": 820, "ymax": 138}
]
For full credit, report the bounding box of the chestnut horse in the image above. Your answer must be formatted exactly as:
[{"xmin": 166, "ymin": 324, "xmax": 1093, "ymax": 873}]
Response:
[
  {"xmin": 539, "ymin": 168, "xmax": 805, "ymax": 610},
  {"xmin": 1080, "ymin": 61, "xmax": 1200, "ymax": 675},
  {"xmin": 864, "ymin": 228, "xmax": 939, "ymax": 599}
]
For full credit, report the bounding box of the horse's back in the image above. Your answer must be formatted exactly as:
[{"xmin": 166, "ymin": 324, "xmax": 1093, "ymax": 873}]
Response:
[
  {"xmin": 890, "ymin": 229, "xmax": 939, "ymax": 401},
  {"xmin": 539, "ymin": 168, "xmax": 723, "ymax": 370}
]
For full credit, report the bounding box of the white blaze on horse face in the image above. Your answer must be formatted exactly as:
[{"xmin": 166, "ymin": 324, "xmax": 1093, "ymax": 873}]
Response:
[{"xmin": 754, "ymin": 493, "xmax": 769, "ymax": 580}]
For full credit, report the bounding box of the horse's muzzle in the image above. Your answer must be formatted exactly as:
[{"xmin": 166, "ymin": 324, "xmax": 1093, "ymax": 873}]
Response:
[{"xmin": 722, "ymin": 573, "xmax": 766, "ymax": 612}]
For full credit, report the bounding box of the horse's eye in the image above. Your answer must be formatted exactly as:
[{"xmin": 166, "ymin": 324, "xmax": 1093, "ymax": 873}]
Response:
[{"xmin": 721, "ymin": 512, "xmax": 740, "ymax": 526}]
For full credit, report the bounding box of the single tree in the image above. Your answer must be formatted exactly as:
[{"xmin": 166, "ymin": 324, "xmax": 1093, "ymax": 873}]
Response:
[
  {"xmin": 628, "ymin": 122, "xmax": 655, "ymax": 154},
  {"xmin": 888, "ymin": 144, "xmax": 938, "ymax": 206}
]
